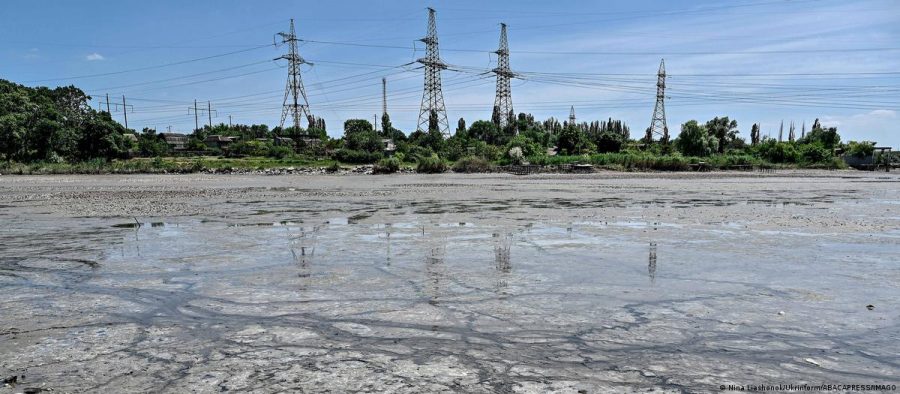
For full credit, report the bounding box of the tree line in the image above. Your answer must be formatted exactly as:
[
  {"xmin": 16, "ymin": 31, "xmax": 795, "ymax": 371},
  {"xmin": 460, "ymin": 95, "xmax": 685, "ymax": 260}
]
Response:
[{"xmin": 0, "ymin": 79, "xmax": 878, "ymax": 170}]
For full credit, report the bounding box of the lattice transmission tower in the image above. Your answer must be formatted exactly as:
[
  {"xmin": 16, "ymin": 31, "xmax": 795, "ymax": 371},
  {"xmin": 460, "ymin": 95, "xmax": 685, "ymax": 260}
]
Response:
[
  {"xmin": 647, "ymin": 59, "xmax": 669, "ymax": 143},
  {"xmin": 276, "ymin": 19, "xmax": 314, "ymax": 131},
  {"xmin": 492, "ymin": 23, "xmax": 514, "ymax": 130},
  {"xmin": 416, "ymin": 7, "xmax": 450, "ymax": 137}
]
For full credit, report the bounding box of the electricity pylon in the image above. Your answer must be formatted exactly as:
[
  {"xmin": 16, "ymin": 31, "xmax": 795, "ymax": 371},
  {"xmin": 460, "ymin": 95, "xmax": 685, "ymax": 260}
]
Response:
[
  {"xmin": 648, "ymin": 59, "xmax": 669, "ymax": 143},
  {"xmin": 276, "ymin": 19, "xmax": 314, "ymax": 131},
  {"xmin": 492, "ymin": 23, "xmax": 514, "ymax": 130},
  {"xmin": 416, "ymin": 7, "xmax": 450, "ymax": 137}
]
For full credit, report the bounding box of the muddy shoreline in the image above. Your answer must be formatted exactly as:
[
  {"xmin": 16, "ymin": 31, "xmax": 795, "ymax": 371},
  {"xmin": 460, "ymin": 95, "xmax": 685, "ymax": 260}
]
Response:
[{"xmin": 1, "ymin": 172, "xmax": 898, "ymax": 392}]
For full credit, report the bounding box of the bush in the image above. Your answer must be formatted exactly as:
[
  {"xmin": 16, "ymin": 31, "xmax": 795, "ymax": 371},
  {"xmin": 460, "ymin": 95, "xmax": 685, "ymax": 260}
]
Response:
[
  {"xmin": 846, "ymin": 140, "xmax": 875, "ymax": 158},
  {"xmin": 229, "ymin": 140, "xmax": 270, "ymax": 157},
  {"xmin": 507, "ymin": 146, "xmax": 525, "ymax": 164},
  {"xmin": 452, "ymin": 156, "xmax": 494, "ymax": 173},
  {"xmin": 674, "ymin": 120, "xmax": 718, "ymax": 156},
  {"xmin": 333, "ymin": 148, "xmax": 383, "ymax": 164},
  {"xmin": 325, "ymin": 162, "xmax": 342, "ymax": 173},
  {"xmin": 373, "ymin": 157, "xmax": 401, "ymax": 174},
  {"xmin": 755, "ymin": 140, "xmax": 799, "ymax": 163},
  {"xmin": 592, "ymin": 130, "xmax": 626, "ymax": 153},
  {"xmin": 267, "ymin": 145, "xmax": 294, "ymax": 159},
  {"xmin": 799, "ymin": 143, "xmax": 830, "ymax": 164},
  {"xmin": 416, "ymin": 154, "xmax": 448, "ymax": 173}
]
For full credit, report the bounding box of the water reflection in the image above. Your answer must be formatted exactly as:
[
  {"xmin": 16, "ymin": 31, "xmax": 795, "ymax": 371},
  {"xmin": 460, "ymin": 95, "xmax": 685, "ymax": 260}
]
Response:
[
  {"xmin": 493, "ymin": 232, "xmax": 513, "ymax": 294},
  {"xmin": 289, "ymin": 225, "xmax": 319, "ymax": 279},
  {"xmin": 493, "ymin": 232, "xmax": 512, "ymax": 274},
  {"xmin": 423, "ymin": 226, "xmax": 446, "ymax": 305},
  {"xmin": 384, "ymin": 223, "xmax": 392, "ymax": 266},
  {"xmin": 648, "ymin": 242, "xmax": 657, "ymax": 285}
]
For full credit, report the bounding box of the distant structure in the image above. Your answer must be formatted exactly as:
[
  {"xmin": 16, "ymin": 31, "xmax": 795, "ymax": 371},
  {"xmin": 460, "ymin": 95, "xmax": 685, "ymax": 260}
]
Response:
[
  {"xmin": 647, "ymin": 59, "xmax": 669, "ymax": 143},
  {"xmin": 276, "ymin": 19, "xmax": 314, "ymax": 131},
  {"xmin": 382, "ymin": 77, "xmax": 388, "ymax": 121},
  {"xmin": 492, "ymin": 23, "xmax": 514, "ymax": 130},
  {"xmin": 569, "ymin": 106, "xmax": 576, "ymax": 127},
  {"xmin": 416, "ymin": 7, "xmax": 450, "ymax": 137}
]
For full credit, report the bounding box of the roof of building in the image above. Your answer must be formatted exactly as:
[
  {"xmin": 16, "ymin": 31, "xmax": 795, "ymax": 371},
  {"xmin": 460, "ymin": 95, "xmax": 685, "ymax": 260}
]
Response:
[{"xmin": 204, "ymin": 135, "xmax": 237, "ymax": 142}]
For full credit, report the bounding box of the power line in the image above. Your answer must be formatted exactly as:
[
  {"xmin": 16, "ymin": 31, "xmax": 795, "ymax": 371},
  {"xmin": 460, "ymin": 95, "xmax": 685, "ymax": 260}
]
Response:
[
  {"xmin": 299, "ymin": 38, "xmax": 900, "ymax": 56},
  {"xmin": 24, "ymin": 44, "xmax": 273, "ymax": 83}
]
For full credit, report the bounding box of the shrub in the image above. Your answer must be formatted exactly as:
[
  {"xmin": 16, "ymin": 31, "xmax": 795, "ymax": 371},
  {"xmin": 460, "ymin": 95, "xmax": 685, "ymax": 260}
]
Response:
[
  {"xmin": 416, "ymin": 154, "xmax": 448, "ymax": 173},
  {"xmin": 373, "ymin": 157, "xmax": 401, "ymax": 174},
  {"xmin": 325, "ymin": 162, "xmax": 342, "ymax": 173},
  {"xmin": 333, "ymin": 148, "xmax": 383, "ymax": 164},
  {"xmin": 799, "ymin": 143, "xmax": 830, "ymax": 164},
  {"xmin": 846, "ymin": 140, "xmax": 875, "ymax": 158},
  {"xmin": 756, "ymin": 140, "xmax": 800, "ymax": 163},
  {"xmin": 228, "ymin": 140, "xmax": 270, "ymax": 157},
  {"xmin": 452, "ymin": 156, "xmax": 494, "ymax": 173},
  {"xmin": 674, "ymin": 120, "xmax": 718, "ymax": 156},
  {"xmin": 507, "ymin": 146, "xmax": 525, "ymax": 164},
  {"xmin": 267, "ymin": 145, "xmax": 294, "ymax": 159},
  {"xmin": 592, "ymin": 130, "xmax": 626, "ymax": 153}
]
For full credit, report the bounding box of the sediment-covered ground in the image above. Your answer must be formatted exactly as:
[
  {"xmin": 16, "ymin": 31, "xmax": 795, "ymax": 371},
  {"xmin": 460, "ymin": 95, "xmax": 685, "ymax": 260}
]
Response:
[{"xmin": 1, "ymin": 171, "xmax": 898, "ymax": 393}]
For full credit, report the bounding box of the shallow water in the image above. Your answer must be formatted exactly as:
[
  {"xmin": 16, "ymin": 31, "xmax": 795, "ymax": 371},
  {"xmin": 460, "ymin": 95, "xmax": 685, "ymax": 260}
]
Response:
[{"xmin": 1, "ymin": 173, "xmax": 898, "ymax": 392}]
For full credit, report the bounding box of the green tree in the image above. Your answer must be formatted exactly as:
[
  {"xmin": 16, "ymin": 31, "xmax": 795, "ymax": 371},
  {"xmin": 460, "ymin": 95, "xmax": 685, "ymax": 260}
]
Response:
[
  {"xmin": 674, "ymin": 120, "xmax": 718, "ymax": 156},
  {"xmin": 705, "ymin": 116, "xmax": 739, "ymax": 154},
  {"xmin": 455, "ymin": 117, "xmax": 467, "ymax": 138},
  {"xmin": 138, "ymin": 128, "xmax": 169, "ymax": 157},
  {"xmin": 467, "ymin": 120, "xmax": 502, "ymax": 145},
  {"xmin": 801, "ymin": 121, "xmax": 841, "ymax": 150},
  {"xmin": 555, "ymin": 126, "xmax": 593, "ymax": 155},
  {"xmin": 410, "ymin": 128, "xmax": 445, "ymax": 154},
  {"xmin": 343, "ymin": 119, "xmax": 374, "ymax": 136},
  {"xmin": 591, "ymin": 130, "xmax": 626, "ymax": 153}
]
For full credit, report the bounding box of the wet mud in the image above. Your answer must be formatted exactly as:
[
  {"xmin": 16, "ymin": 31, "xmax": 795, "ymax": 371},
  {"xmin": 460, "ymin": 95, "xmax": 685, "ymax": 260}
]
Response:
[{"xmin": 0, "ymin": 172, "xmax": 898, "ymax": 392}]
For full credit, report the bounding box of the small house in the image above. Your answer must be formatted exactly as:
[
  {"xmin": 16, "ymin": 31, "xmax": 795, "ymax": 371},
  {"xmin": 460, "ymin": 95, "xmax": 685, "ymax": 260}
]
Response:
[
  {"xmin": 204, "ymin": 135, "xmax": 237, "ymax": 150},
  {"xmin": 159, "ymin": 133, "xmax": 188, "ymax": 151}
]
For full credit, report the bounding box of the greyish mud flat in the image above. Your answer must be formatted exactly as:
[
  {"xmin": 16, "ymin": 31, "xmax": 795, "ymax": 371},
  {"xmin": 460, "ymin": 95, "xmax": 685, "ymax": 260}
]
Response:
[{"xmin": 0, "ymin": 171, "xmax": 898, "ymax": 393}]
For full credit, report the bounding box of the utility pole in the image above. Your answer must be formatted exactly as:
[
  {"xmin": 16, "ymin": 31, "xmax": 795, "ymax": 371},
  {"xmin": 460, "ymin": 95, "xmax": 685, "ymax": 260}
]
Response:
[
  {"xmin": 193, "ymin": 100, "xmax": 199, "ymax": 131},
  {"xmin": 100, "ymin": 95, "xmax": 132, "ymax": 128},
  {"xmin": 276, "ymin": 19, "xmax": 314, "ymax": 131},
  {"xmin": 122, "ymin": 95, "xmax": 129, "ymax": 129},
  {"xmin": 648, "ymin": 59, "xmax": 669, "ymax": 144},
  {"xmin": 229, "ymin": 115, "xmax": 233, "ymax": 128},
  {"xmin": 382, "ymin": 77, "xmax": 387, "ymax": 120},
  {"xmin": 492, "ymin": 23, "xmax": 514, "ymax": 130},
  {"xmin": 188, "ymin": 100, "xmax": 216, "ymax": 131},
  {"xmin": 416, "ymin": 7, "xmax": 450, "ymax": 137}
]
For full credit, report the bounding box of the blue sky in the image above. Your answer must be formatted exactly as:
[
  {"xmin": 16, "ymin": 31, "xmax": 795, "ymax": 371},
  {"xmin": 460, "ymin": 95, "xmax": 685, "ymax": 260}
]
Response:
[{"xmin": 2, "ymin": 0, "xmax": 898, "ymax": 146}]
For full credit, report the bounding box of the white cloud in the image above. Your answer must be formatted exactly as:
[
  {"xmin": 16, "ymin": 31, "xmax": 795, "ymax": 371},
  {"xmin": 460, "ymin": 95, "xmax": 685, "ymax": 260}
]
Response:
[
  {"xmin": 86, "ymin": 52, "xmax": 105, "ymax": 61},
  {"xmin": 23, "ymin": 48, "xmax": 40, "ymax": 60},
  {"xmin": 865, "ymin": 109, "xmax": 897, "ymax": 118},
  {"xmin": 821, "ymin": 109, "xmax": 899, "ymax": 147}
]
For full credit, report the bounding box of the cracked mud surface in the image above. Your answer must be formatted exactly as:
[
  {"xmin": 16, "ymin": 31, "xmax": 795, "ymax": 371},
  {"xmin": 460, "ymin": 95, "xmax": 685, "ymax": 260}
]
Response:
[{"xmin": 1, "ymin": 171, "xmax": 898, "ymax": 393}]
